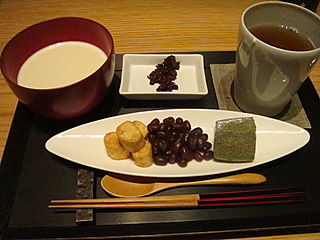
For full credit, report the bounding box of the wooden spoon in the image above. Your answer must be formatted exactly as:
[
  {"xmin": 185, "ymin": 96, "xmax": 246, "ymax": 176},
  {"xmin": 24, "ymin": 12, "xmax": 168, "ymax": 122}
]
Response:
[{"xmin": 101, "ymin": 173, "xmax": 266, "ymax": 197}]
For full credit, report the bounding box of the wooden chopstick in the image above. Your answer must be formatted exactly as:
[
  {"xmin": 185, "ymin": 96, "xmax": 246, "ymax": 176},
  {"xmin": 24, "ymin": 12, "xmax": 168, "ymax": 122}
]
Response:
[
  {"xmin": 197, "ymin": 187, "xmax": 305, "ymax": 207},
  {"xmin": 198, "ymin": 187, "xmax": 305, "ymax": 202},
  {"xmin": 49, "ymin": 188, "xmax": 305, "ymax": 209},
  {"xmin": 49, "ymin": 200, "xmax": 199, "ymax": 209},
  {"xmin": 199, "ymin": 187, "xmax": 305, "ymax": 199},
  {"xmin": 51, "ymin": 194, "xmax": 200, "ymax": 204}
]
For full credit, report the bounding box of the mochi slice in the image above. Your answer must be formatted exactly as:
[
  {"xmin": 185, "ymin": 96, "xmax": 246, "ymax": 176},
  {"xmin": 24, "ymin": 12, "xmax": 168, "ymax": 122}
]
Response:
[{"xmin": 213, "ymin": 117, "xmax": 256, "ymax": 162}]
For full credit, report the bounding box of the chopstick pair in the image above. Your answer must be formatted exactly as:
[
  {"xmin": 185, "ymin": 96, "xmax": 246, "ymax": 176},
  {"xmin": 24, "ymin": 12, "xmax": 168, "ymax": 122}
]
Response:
[{"xmin": 49, "ymin": 187, "xmax": 305, "ymax": 209}]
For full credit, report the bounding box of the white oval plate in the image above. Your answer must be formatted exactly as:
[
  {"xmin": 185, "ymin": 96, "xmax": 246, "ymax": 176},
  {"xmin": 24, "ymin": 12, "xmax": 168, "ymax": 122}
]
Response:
[{"xmin": 45, "ymin": 109, "xmax": 310, "ymax": 178}]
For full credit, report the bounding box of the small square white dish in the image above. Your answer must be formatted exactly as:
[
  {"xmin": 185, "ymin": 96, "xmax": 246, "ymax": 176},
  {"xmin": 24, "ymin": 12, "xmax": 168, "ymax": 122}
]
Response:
[{"xmin": 119, "ymin": 54, "xmax": 208, "ymax": 100}]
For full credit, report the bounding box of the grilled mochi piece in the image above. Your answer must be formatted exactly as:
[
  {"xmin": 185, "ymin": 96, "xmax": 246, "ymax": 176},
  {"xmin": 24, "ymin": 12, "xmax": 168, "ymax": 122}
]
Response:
[
  {"xmin": 116, "ymin": 121, "xmax": 145, "ymax": 153},
  {"xmin": 213, "ymin": 117, "xmax": 256, "ymax": 162},
  {"xmin": 104, "ymin": 132, "xmax": 131, "ymax": 160},
  {"xmin": 132, "ymin": 140, "xmax": 153, "ymax": 167}
]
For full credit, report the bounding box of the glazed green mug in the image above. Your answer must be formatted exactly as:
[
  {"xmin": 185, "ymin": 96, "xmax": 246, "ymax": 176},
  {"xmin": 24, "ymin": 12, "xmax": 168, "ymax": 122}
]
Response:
[{"xmin": 233, "ymin": 1, "xmax": 320, "ymax": 116}]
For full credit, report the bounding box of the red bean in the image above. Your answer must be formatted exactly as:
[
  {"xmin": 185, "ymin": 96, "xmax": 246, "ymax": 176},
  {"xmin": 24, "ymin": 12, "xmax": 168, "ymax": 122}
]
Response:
[
  {"xmin": 204, "ymin": 150, "xmax": 214, "ymax": 160},
  {"xmin": 152, "ymin": 145, "xmax": 160, "ymax": 155},
  {"xmin": 172, "ymin": 139, "xmax": 182, "ymax": 153},
  {"xmin": 159, "ymin": 123, "xmax": 167, "ymax": 132},
  {"xmin": 180, "ymin": 146, "xmax": 193, "ymax": 160},
  {"xmin": 163, "ymin": 117, "xmax": 174, "ymax": 128},
  {"xmin": 184, "ymin": 120, "xmax": 191, "ymax": 131},
  {"xmin": 154, "ymin": 155, "xmax": 168, "ymax": 166},
  {"xmin": 168, "ymin": 153, "xmax": 179, "ymax": 164},
  {"xmin": 197, "ymin": 138, "xmax": 205, "ymax": 150},
  {"xmin": 156, "ymin": 131, "xmax": 166, "ymax": 139},
  {"xmin": 150, "ymin": 118, "xmax": 160, "ymax": 125},
  {"xmin": 148, "ymin": 133, "xmax": 156, "ymax": 142},
  {"xmin": 177, "ymin": 159, "xmax": 188, "ymax": 167},
  {"xmin": 203, "ymin": 142, "xmax": 212, "ymax": 150},
  {"xmin": 180, "ymin": 132, "xmax": 191, "ymax": 145},
  {"xmin": 172, "ymin": 122, "xmax": 185, "ymax": 132},
  {"xmin": 167, "ymin": 134, "xmax": 177, "ymax": 143},
  {"xmin": 200, "ymin": 133, "xmax": 208, "ymax": 141},
  {"xmin": 158, "ymin": 140, "xmax": 169, "ymax": 153},
  {"xmin": 176, "ymin": 117, "xmax": 183, "ymax": 124},
  {"xmin": 187, "ymin": 135, "xmax": 198, "ymax": 150},
  {"xmin": 194, "ymin": 150, "xmax": 204, "ymax": 162},
  {"xmin": 191, "ymin": 127, "xmax": 203, "ymax": 136},
  {"xmin": 148, "ymin": 123, "xmax": 160, "ymax": 133}
]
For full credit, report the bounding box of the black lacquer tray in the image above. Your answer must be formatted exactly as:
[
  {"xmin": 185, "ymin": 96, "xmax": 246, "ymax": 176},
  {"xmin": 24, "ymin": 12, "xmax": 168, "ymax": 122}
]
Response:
[{"xmin": 1, "ymin": 52, "xmax": 320, "ymax": 239}]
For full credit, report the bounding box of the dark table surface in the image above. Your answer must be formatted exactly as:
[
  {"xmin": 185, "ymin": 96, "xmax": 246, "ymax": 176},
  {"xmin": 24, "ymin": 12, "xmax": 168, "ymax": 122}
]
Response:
[{"xmin": 1, "ymin": 52, "xmax": 320, "ymax": 240}]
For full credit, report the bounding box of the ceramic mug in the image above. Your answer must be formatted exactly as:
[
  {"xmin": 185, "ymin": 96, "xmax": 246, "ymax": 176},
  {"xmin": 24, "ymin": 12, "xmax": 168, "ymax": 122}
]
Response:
[{"xmin": 233, "ymin": 1, "xmax": 320, "ymax": 116}]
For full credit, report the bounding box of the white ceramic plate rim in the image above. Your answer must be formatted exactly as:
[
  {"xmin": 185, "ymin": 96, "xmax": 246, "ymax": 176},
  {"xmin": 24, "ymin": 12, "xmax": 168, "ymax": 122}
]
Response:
[{"xmin": 45, "ymin": 109, "xmax": 310, "ymax": 178}]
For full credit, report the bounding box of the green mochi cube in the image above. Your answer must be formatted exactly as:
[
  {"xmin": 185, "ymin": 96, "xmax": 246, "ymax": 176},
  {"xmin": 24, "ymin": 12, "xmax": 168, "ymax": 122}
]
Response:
[{"xmin": 213, "ymin": 117, "xmax": 256, "ymax": 162}]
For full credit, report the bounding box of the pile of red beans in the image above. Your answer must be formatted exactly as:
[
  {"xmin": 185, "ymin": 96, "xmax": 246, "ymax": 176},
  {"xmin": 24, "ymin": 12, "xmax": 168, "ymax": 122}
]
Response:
[
  {"xmin": 147, "ymin": 55, "xmax": 180, "ymax": 92},
  {"xmin": 147, "ymin": 117, "xmax": 214, "ymax": 167}
]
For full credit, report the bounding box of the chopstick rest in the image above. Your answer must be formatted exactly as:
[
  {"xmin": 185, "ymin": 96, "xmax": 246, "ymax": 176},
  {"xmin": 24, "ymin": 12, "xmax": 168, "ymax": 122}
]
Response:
[
  {"xmin": 49, "ymin": 187, "xmax": 305, "ymax": 209},
  {"xmin": 76, "ymin": 169, "xmax": 94, "ymax": 224}
]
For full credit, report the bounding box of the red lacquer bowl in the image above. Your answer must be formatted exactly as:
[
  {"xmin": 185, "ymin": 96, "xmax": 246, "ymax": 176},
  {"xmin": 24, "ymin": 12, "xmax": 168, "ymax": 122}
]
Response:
[{"xmin": 1, "ymin": 17, "xmax": 115, "ymax": 119}]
